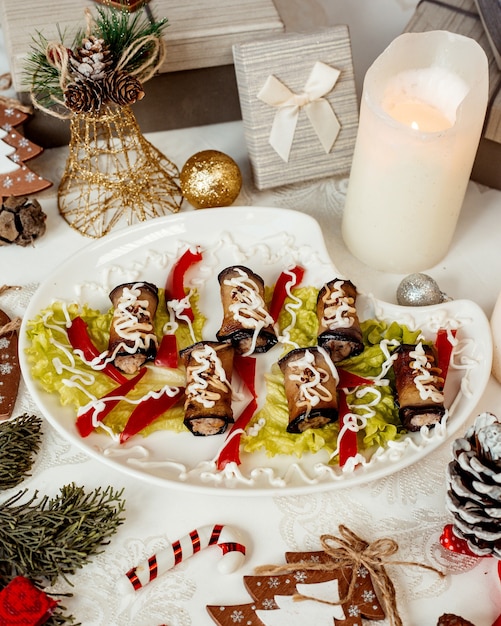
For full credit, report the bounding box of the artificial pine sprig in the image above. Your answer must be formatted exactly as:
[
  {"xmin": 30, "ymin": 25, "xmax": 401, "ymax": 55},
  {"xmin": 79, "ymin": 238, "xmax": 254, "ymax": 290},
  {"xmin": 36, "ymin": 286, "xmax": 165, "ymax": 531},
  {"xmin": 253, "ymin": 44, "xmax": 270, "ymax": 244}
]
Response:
[
  {"xmin": 0, "ymin": 483, "xmax": 126, "ymax": 587},
  {"xmin": 0, "ymin": 414, "xmax": 43, "ymax": 490},
  {"xmin": 90, "ymin": 4, "xmax": 168, "ymax": 72},
  {"xmin": 23, "ymin": 27, "xmax": 75, "ymax": 111}
]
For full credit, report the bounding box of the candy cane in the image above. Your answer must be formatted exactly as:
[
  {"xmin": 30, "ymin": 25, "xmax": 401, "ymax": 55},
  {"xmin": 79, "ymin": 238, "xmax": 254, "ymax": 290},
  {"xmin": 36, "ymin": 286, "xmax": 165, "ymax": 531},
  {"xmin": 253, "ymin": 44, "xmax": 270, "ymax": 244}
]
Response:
[{"xmin": 122, "ymin": 524, "xmax": 246, "ymax": 592}]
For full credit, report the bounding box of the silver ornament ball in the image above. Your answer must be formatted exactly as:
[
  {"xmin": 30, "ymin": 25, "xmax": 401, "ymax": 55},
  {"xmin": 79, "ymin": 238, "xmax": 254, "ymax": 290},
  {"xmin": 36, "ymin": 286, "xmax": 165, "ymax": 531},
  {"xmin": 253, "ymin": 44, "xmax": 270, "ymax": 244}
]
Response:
[{"xmin": 396, "ymin": 273, "xmax": 448, "ymax": 306}]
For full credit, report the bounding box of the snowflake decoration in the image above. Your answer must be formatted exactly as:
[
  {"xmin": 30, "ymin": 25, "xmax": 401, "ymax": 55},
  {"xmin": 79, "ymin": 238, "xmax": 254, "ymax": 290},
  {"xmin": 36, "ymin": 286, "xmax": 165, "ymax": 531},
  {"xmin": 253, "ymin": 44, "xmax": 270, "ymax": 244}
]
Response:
[
  {"xmin": 4, "ymin": 108, "xmax": 14, "ymax": 118},
  {"xmin": 25, "ymin": 171, "xmax": 36, "ymax": 182},
  {"xmin": 19, "ymin": 138, "xmax": 30, "ymax": 148},
  {"xmin": 230, "ymin": 609, "xmax": 244, "ymax": 623},
  {"xmin": 348, "ymin": 604, "xmax": 361, "ymax": 617},
  {"xmin": 262, "ymin": 598, "xmax": 276, "ymax": 609},
  {"xmin": 0, "ymin": 363, "xmax": 13, "ymax": 375},
  {"xmin": 3, "ymin": 177, "xmax": 13, "ymax": 188},
  {"xmin": 293, "ymin": 570, "xmax": 307, "ymax": 583},
  {"xmin": 357, "ymin": 565, "xmax": 369, "ymax": 578},
  {"xmin": 267, "ymin": 577, "xmax": 280, "ymax": 589},
  {"xmin": 0, "ymin": 338, "xmax": 9, "ymax": 349},
  {"xmin": 362, "ymin": 589, "xmax": 376, "ymax": 602}
]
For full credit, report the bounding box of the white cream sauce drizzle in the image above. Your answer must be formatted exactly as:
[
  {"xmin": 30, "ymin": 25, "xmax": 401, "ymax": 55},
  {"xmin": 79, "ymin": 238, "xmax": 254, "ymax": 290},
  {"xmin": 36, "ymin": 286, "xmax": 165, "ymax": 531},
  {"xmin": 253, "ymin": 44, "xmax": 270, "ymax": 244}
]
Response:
[
  {"xmin": 321, "ymin": 279, "xmax": 356, "ymax": 330},
  {"xmin": 224, "ymin": 267, "xmax": 274, "ymax": 357},
  {"xmin": 277, "ymin": 268, "xmax": 304, "ymax": 349},
  {"xmin": 35, "ymin": 231, "xmax": 483, "ymax": 490},
  {"xmin": 110, "ymin": 283, "xmax": 158, "ymax": 357},
  {"xmin": 186, "ymin": 344, "xmax": 230, "ymax": 409},
  {"xmin": 43, "ymin": 302, "xmax": 180, "ymax": 441},
  {"xmin": 287, "ymin": 347, "xmax": 339, "ymax": 412},
  {"xmin": 165, "ymin": 289, "xmax": 197, "ymax": 344},
  {"xmin": 409, "ymin": 342, "xmax": 444, "ymax": 403}
]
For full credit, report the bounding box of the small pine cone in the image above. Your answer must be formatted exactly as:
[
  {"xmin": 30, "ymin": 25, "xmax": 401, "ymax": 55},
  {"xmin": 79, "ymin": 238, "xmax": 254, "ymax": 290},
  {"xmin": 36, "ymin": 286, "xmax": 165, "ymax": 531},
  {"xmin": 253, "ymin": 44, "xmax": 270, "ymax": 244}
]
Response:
[
  {"xmin": 105, "ymin": 70, "xmax": 145, "ymax": 106},
  {"xmin": 0, "ymin": 196, "xmax": 47, "ymax": 247},
  {"xmin": 446, "ymin": 412, "xmax": 501, "ymax": 558},
  {"xmin": 64, "ymin": 80, "xmax": 104, "ymax": 114},
  {"xmin": 70, "ymin": 35, "xmax": 112, "ymax": 81}
]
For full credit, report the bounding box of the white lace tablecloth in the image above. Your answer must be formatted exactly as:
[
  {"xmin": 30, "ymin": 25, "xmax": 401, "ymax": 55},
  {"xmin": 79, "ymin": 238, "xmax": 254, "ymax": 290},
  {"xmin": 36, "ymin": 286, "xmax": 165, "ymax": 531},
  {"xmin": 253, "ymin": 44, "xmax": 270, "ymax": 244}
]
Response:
[
  {"xmin": 2, "ymin": 116, "xmax": 501, "ymax": 625},
  {"xmin": 2, "ymin": 0, "xmax": 501, "ymax": 622}
]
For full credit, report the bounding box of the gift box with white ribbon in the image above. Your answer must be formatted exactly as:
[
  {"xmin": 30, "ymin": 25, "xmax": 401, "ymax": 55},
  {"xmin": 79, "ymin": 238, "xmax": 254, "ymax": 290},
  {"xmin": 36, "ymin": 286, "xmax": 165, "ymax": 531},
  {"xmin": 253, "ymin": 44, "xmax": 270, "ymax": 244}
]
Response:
[{"xmin": 233, "ymin": 27, "xmax": 358, "ymax": 190}]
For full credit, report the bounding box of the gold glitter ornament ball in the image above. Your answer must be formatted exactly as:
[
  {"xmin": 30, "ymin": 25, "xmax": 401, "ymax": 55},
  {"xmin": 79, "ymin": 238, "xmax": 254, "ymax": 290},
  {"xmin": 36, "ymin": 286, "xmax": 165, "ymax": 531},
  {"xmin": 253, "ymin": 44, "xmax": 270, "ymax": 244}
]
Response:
[{"xmin": 180, "ymin": 150, "xmax": 242, "ymax": 209}]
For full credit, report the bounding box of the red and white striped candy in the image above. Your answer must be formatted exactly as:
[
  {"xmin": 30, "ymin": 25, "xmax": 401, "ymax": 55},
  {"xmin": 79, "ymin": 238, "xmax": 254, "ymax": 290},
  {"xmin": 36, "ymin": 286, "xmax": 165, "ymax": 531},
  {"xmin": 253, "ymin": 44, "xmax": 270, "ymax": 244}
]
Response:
[{"xmin": 122, "ymin": 523, "xmax": 246, "ymax": 592}]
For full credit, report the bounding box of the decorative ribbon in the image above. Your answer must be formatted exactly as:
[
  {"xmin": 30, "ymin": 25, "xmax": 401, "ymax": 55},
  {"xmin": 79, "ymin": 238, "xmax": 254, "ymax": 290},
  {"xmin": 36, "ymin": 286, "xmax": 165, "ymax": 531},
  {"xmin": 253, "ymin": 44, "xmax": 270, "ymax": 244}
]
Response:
[
  {"xmin": 257, "ymin": 61, "xmax": 341, "ymax": 162},
  {"xmin": 255, "ymin": 525, "xmax": 444, "ymax": 626}
]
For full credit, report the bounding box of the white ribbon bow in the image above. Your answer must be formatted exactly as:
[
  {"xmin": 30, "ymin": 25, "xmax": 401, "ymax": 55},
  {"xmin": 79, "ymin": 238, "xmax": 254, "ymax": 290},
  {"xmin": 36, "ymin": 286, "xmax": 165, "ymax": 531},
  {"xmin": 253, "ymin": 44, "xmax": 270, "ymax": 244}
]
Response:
[{"xmin": 257, "ymin": 61, "xmax": 341, "ymax": 162}]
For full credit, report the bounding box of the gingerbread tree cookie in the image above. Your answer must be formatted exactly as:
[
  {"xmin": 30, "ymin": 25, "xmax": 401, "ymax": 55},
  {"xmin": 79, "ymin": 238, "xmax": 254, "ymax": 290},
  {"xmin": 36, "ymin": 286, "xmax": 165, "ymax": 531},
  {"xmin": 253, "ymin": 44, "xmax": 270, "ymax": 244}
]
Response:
[
  {"xmin": 0, "ymin": 100, "xmax": 52, "ymax": 198},
  {"xmin": 0, "ymin": 308, "xmax": 21, "ymax": 420},
  {"xmin": 207, "ymin": 546, "xmax": 385, "ymax": 625}
]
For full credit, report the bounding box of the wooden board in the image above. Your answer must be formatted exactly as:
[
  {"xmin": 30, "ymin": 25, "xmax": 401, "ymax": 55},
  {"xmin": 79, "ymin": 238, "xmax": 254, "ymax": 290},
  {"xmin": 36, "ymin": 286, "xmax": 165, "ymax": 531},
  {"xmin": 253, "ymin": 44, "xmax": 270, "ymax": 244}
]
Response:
[
  {"xmin": 0, "ymin": 0, "xmax": 284, "ymax": 91},
  {"xmin": 474, "ymin": 0, "xmax": 501, "ymax": 69},
  {"xmin": 404, "ymin": 0, "xmax": 501, "ymax": 146}
]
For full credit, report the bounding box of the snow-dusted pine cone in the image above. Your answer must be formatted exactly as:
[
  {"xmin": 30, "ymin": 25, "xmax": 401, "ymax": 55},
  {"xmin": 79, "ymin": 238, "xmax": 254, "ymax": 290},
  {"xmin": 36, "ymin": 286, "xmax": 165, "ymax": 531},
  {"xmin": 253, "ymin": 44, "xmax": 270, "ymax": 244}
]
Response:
[
  {"xmin": 446, "ymin": 412, "xmax": 501, "ymax": 558},
  {"xmin": 106, "ymin": 70, "xmax": 145, "ymax": 106},
  {"xmin": 70, "ymin": 35, "xmax": 112, "ymax": 82}
]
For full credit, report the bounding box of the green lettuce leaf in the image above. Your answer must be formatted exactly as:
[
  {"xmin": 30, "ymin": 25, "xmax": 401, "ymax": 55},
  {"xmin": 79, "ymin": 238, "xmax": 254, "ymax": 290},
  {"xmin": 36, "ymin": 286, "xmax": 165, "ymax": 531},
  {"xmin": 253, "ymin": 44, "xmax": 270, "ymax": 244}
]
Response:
[
  {"xmin": 25, "ymin": 289, "xmax": 204, "ymax": 436},
  {"xmin": 242, "ymin": 288, "xmax": 419, "ymax": 460}
]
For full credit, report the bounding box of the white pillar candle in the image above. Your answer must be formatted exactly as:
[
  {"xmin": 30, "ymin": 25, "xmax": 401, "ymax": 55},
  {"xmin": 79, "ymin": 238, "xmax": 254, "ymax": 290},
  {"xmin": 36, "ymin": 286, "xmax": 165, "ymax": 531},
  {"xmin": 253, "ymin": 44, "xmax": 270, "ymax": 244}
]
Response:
[{"xmin": 341, "ymin": 31, "xmax": 488, "ymax": 274}]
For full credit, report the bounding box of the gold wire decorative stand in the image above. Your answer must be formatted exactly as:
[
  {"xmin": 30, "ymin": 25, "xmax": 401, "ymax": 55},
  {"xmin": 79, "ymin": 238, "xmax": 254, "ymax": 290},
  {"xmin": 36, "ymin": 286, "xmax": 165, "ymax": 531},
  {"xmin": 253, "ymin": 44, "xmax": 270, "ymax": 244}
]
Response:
[{"xmin": 58, "ymin": 104, "xmax": 183, "ymax": 238}]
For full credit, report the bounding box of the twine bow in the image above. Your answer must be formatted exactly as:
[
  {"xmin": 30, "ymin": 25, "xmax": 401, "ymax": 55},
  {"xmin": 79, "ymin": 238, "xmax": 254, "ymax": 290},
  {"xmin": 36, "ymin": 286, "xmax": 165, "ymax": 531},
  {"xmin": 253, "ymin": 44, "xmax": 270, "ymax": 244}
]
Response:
[
  {"xmin": 257, "ymin": 61, "xmax": 341, "ymax": 162},
  {"xmin": 255, "ymin": 525, "xmax": 445, "ymax": 626}
]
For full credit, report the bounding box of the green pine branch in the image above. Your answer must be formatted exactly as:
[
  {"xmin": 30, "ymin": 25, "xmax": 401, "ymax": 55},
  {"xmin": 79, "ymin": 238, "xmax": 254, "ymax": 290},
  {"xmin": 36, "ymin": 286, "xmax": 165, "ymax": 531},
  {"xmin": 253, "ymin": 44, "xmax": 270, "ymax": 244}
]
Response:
[
  {"xmin": 0, "ymin": 484, "xmax": 126, "ymax": 587},
  {"xmin": 0, "ymin": 414, "xmax": 43, "ymax": 490}
]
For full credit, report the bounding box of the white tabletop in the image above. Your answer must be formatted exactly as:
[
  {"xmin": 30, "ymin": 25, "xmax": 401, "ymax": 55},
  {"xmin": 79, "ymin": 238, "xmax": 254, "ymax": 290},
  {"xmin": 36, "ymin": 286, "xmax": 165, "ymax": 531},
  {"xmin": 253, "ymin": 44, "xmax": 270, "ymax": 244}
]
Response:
[{"xmin": 2, "ymin": 2, "xmax": 501, "ymax": 625}]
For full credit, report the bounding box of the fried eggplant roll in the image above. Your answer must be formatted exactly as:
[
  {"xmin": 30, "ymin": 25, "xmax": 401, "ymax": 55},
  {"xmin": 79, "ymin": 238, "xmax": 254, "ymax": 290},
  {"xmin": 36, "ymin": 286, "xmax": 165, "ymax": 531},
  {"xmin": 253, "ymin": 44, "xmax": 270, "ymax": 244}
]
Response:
[
  {"xmin": 180, "ymin": 341, "xmax": 234, "ymax": 436},
  {"xmin": 216, "ymin": 265, "xmax": 277, "ymax": 355},
  {"xmin": 279, "ymin": 346, "xmax": 339, "ymax": 434},
  {"xmin": 108, "ymin": 282, "xmax": 159, "ymax": 374},
  {"xmin": 393, "ymin": 342, "xmax": 446, "ymax": 432},
  {"xmin": 316, "ymin": 278, "xmax": 364, "ymax": 362}
]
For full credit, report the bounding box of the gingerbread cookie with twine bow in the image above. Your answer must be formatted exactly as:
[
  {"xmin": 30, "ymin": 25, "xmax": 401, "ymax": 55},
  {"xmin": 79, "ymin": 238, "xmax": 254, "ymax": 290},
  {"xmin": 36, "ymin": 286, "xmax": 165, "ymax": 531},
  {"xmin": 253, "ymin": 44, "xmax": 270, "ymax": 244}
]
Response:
[{"xmin": 207, "ymin": 525, "xmax": 445, "ymax": 626}]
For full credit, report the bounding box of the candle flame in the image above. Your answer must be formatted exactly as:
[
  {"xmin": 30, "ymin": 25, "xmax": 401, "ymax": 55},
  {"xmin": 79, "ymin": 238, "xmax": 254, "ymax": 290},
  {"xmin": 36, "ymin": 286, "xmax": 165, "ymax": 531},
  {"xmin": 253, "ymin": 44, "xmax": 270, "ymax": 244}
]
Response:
[{"xmin": 411, "ymin": 121, "xmax": 419, "ymax": 131}]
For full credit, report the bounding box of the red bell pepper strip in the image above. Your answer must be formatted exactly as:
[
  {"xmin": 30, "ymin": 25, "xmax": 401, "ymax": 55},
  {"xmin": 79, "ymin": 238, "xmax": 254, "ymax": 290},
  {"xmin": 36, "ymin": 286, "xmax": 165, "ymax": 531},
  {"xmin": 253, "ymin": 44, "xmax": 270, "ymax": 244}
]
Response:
[
  {"xmin": 67, "ymin": 316, "xmax": 127, "ymax": 385},
  {"xmin": 120, "ymin": 386, "xmax": 184, "ymax": 444},
  {"xmin": 154, "ymin": 333, "xmax": 179, "ymax": 369},
  {"xmin": 269, "ymin": 265, "xmax": 305, "ymax": 322},
  {"xmin": 216, "ymin": 397, "xmax": 258, "ymax": 470},
  {"xmin": 435, "ymin": 328, "xmax": 457, "ymax": 381},
  {"xmin": 233, "ymin": 354, "xmax": 257, "ymax": 397},
  {"xmin": 338, "ymin": 391, "xmax": 358, "ymax": 467},
  {"xmin": 337, "ymin": 368, "xmax": 374, "ymax": 389},
  {"xmin": 76, "ymin": 367, "xmax": 147, "ymax": 437},
  {"xmin": 216, "ymin": 354, "xmax": 257, "ymax": 469},
  {"xmin": 164, "ymin": 246, "xmax": 203, "ymax": 322}
]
